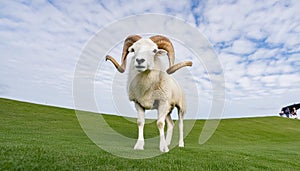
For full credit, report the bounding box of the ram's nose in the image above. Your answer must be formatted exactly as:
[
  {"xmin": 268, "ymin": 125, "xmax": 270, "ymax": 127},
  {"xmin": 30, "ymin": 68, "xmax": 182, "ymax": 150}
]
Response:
[{"xmin": 136, "ymin": 58, "xmax": 145, "ymax": 65}]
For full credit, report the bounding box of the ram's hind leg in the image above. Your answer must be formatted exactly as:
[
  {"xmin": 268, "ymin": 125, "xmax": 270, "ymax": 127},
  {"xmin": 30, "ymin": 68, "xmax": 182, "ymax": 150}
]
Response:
[
  {"xmin": 134, "ymin": 103, "xmax": 145, "ymax": 150},
  {"xmin": 178, "ymin": 107, "xmax": 184, "ymax": 147}
]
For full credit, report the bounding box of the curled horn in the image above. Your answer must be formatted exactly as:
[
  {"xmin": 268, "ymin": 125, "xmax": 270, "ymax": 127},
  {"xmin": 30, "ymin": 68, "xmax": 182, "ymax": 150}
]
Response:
[
  {"xmin": 166, "ymin": 61, "xmax": 193, "ymax": 74},
  {"xmin": 150, "ymin": 35, "xmax": 193, "ymax": 74},
  {"xmin": 150, "ymin": 35, "xmax": 175, "ymax": 68},
  {"xmin": 106, "ymin": 35, "xmax": 142, "ymax": 73}
]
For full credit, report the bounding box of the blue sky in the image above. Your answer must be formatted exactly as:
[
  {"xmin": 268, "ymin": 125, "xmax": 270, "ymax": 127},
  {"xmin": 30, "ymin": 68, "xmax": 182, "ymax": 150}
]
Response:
[{"xmin": 1, "ymin": 0, "xmax": 300, "ymax": 118}]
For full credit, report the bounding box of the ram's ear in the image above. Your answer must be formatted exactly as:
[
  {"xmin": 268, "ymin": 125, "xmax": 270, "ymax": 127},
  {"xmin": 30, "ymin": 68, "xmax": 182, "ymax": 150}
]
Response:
[
  {"xmin": 128, "ymin": 45, "xmax": 135, "ymax": 52},
  {"xmin": 155, "ymin": 49, "xmax": 167, "ymax": 56}
]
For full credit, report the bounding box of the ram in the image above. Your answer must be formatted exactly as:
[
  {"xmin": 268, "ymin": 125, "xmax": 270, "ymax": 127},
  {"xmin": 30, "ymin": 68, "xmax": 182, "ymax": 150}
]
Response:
[{"xmin": 106, "ymin": 35, "xmax": 192, "ymax": 152}]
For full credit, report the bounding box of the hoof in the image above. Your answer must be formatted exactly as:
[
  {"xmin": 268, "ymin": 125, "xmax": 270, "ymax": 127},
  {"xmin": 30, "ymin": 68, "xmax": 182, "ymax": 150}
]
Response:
[
  {"xmin": 134, "ymin": 140, "xmax": 144, "ymax": 150},
  {"xmin": 160, "ymin": 140, "xmax": 169, "ymax": 152},
  {"xmin": 160, "ymin": 145, "xmax": 169, "ymax": 152}
]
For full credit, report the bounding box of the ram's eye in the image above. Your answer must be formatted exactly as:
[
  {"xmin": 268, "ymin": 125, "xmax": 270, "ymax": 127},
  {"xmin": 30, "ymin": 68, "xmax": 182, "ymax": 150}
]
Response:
[
  {"xmin": 130, "ymin": 48, "xmax": 135, "ymax": 52},
  {"xmin": 153, "ymin": 49, "xmax": 157, "ymax": 53}
]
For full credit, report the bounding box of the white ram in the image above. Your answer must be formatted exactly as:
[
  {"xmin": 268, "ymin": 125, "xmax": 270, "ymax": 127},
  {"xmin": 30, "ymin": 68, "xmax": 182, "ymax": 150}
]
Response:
[{"xmin": 106, "ymin": 35, "xmax": 192, "ymax": 152}]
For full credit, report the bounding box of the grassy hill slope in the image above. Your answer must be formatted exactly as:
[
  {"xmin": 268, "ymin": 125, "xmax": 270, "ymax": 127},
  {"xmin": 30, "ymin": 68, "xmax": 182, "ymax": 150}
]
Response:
[{"xmin": 0, "ymin": 98, "xmax": 300, "ymax": 170}]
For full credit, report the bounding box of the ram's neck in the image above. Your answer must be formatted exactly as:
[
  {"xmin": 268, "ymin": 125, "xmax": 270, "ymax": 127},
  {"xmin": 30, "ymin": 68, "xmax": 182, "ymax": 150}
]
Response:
[{"xmin": 134, "ymin": 70, "xmax": 160, "ymax": 88}]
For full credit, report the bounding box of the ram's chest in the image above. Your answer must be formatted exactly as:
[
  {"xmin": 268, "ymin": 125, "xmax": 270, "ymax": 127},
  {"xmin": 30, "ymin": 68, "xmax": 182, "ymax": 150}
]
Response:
[{"xmin": 128, "ymin": 73, "xmax": 167, "ymax": 109}]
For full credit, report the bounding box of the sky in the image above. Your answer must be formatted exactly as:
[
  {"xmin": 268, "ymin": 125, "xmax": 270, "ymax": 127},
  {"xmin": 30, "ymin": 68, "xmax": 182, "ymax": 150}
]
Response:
[{"xmin": 1, "ymin": 0, "xmax": 300, "ymax": 119}]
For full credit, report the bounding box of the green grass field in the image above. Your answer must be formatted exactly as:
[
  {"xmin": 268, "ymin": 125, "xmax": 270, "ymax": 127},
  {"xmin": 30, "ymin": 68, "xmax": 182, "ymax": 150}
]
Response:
[{"xmin": 1, "ymin": 98, "xmax": 300, "ymax": 170}]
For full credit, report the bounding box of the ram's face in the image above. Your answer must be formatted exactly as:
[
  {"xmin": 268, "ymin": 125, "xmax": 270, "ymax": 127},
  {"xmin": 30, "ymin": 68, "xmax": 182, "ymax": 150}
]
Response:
[{"xmin": 129, "ymin": 39, "xmax": 158, "ymax": 72}]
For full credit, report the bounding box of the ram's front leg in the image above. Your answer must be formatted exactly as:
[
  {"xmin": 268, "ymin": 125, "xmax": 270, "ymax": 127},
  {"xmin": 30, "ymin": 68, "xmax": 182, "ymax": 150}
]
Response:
[
  {"xmin": 157, "ymin": 103, "xmax": 169, "ymax": 152},
  {"xmin": 134, "ymin": 103, "xmax": 145, "ymax": 150}
]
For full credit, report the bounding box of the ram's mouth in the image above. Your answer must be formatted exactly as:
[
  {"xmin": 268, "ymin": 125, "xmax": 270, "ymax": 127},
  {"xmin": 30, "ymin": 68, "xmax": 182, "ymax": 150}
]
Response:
[{"xmin": 135, "ymin": 66, "xmax": 146, "ymax": 69}]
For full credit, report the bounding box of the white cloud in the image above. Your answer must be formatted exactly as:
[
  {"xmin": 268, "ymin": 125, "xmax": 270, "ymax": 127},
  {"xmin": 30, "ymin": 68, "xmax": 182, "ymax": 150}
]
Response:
[
  {"xmin": 278, "ymin": 73, "xmax": 300, "ymax": 88},
  {"xmin": 229, "ymin": 39, "xmax": 256, "ymax": 55},
  {"xmin": 248, "ymin": 48, "xmax": 279, "ymax": 60},
  {"xmin": 246, "ymin": 62, "xmax": 266, "ymax": 77}
]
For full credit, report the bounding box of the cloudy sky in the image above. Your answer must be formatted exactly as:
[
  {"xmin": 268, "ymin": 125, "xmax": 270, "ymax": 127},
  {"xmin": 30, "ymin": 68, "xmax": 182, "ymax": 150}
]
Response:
[{"xmin": 1, "ymin": 0, "xmax": 300, "ymax": 119}]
